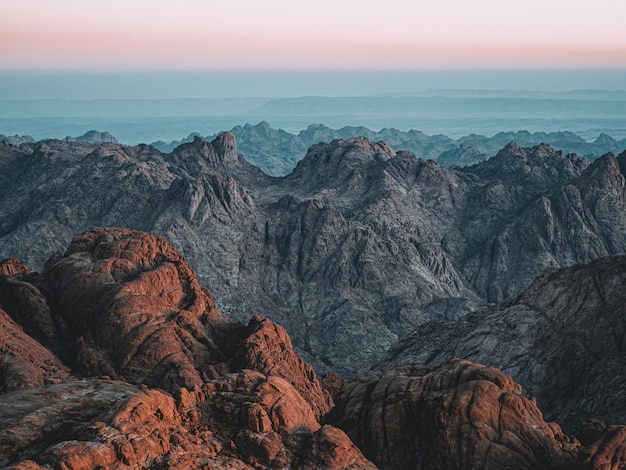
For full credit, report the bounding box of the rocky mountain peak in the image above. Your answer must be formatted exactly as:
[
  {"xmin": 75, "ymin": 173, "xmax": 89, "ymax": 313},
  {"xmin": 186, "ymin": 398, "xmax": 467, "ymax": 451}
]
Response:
[
  {"xmin": 577, "ymin": 152, "xmax": 625, "ymax": 192},
  {"xmin": 594, "ymin": 132, "xmax": 618, "ymax": 145},
  {"xmin": 170, "ymin": 132, "xmax": 262, "ymax": 184},
  {"xmin": 212, "ymin": 131, "xmax": 238, "ymax": 158},
  {"xmin": 287, "ymin": 136, "xmax": 397, "ymax": 194},
  {"xmin": 466, "ymin": 141, "xmax": 589, "ymax": 186},
  {"xmin": 178, "ymin": 132, "xmax": 238, "ymax": 164}
]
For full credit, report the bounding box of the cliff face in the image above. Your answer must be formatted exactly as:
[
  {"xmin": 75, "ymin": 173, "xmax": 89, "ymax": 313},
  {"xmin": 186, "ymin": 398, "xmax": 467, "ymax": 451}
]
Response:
[
  {"xmin": 3, "ymin": 228, "xmax": 626, "ymax": 469},
  {"xmin": 0, "ymin": 135, "xmax": 624, "ymax": 376}
]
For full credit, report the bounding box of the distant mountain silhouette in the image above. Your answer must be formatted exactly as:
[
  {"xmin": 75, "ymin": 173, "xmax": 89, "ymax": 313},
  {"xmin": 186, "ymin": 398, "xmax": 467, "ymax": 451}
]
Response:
[{"xmin": 148, "ymin": 122, "xmax": 626, "ymax": 176}]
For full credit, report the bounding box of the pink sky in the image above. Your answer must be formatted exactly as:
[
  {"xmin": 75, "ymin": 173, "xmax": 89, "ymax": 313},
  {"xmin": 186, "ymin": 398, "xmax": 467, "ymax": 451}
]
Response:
[{"xmin": 1, "ymin": 0, "xmax": 625, "ymax": 70}]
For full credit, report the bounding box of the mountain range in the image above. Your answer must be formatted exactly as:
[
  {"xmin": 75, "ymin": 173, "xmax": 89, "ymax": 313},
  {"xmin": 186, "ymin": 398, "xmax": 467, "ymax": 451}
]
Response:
[
  {"xmin": 0, "ymin": 133, "xmax": 625, "ymax": 378},
  {"xmin": 2, "ymin": 228, "xmax": 626, "ymax": 469},
  {"xmin": 2, "ymin": 130, "xmax": 626, "ymax": 468},
  {"xmin": 149, "ymin": 122, "xmax": 626, "ymax": 176}
]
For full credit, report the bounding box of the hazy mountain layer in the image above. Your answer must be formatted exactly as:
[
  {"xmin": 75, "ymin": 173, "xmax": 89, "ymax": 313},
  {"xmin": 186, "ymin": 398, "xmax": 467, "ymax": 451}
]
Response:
[{"xmin": 150, "ymin": 122, "xmax": 626, "ymax": 176}]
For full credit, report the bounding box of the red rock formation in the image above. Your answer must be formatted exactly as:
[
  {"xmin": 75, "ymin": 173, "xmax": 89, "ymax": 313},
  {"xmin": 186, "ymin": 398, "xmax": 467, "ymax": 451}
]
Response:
[
  {"xmin": 0, "ymin": 379, "xmax": 236, "ymax": 469},
  {"xmin": 329, "ymin": 359, "xmax": 580, "ymax": 469},
  {"xmin": 0, "ymin": 374, "xmax": 375, "ymax": 470},
  {"xmin": 576, "ymin": 420, "xmax": 626, "ymax": 469},
  {"xmin": 234, "ymin": 314, "xmax": 334, "ymax": 418},
  {"xmin": 5, "ymin": 227, "xmax": 626, "ymax": 469},
  {"xmin": 40, "ymin": 228, "xmax": 229, "ymax": 394},
  {"xmin": 0, "ymin": 308, "xmax": 70, "ymax": 393},
  {"xmin": 0, "ymin": 258, "xmax": 30, "ymax": 277},
  {"xmin": 0, "ymin": 265, "xmax": 62, "ymax": 350},
  {"xmin": 0, "ymin": 228, "xmax": 362, "ymax": 467}
]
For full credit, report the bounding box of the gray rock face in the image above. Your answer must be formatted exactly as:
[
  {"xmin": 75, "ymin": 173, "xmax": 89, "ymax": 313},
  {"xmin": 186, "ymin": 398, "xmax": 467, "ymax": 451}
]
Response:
[
  {"xmin": 0, "ymin": 134, "xmax": 35, "ymax": 146},
  {"xmin": 436, "ymin": 142, "xmax": 488, "ymax": 167},
  {"xmin": 383, "ymin": 255, "xmax": 626, "ymax": 431},
  {"xmin": 0, "ymin": 134, "xmax": 625, "ymax": 377}
]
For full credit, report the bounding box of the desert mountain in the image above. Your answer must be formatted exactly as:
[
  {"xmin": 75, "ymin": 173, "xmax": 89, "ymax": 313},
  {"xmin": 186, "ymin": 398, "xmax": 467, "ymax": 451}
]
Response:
[
  {"xmin": 3, "ymin": 228, "xmax": 626, "ymax": 469},
  {"xmin": 149, "ymin": 122, "xmax": 625, "ymax": 176},
  {"xmin": 0, "ymin": 135, "xmax": 625, "ymax": 376},
  {"xmin": 0, "ymin": 228, "xmax": 362, "ymax": 469},
  {"xmin": 382, "ymin": 255, "xmax": 626, "ymax": 432}
]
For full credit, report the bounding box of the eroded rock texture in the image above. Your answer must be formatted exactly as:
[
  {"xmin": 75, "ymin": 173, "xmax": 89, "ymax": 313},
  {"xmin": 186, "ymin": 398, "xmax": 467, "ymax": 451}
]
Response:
[
  {"xmin": 0, "ymin": 308, "xmax": 70, "ymax": 393},
  {"xmin": 329, "ymin": 360, "xmax": 579, "ymax": 470},
  {"xmin": 0, "ymin": 228, "xmax": 364, "ymax": 469},
  {"xmin": 2, "ymin": 228, "xmax": 626, "ymax": 468},
  {"xmin": 1, "ymin": 134, "xmax": 624, "ymax": 375},
  {"xmin": 0, "ymin": 375, "xmax": 372, "ymax": 470},
  {"xmin": 384, "ymin": 255, "xmax": 626, "ymax": 431}
]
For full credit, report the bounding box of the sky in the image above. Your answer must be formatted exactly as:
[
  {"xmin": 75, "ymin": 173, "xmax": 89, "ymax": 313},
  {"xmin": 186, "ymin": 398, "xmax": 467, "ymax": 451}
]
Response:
[{"xmin": 1, "ymin": 0, "xmax": 626, "ymax": 71}]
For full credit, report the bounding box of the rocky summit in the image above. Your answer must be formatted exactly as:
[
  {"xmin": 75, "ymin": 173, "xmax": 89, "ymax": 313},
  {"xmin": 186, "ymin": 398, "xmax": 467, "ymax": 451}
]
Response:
[
  {"xmin": 0, "ymin": 135, "xmax": 625, "ymax": 376},
  {"xmin": 2, "ymin": 227, "xmax": 626, "ymax": 469},
  {"xmin": 0, "ymin": 228, "xmax": 358, "ymax": 469}
]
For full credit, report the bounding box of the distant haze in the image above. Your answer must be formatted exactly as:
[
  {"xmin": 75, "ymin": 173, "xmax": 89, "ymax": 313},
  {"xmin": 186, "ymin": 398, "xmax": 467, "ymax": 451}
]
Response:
[{"xmin": 2, "ymin": 70, "xmax": 626, "ymax": 100}]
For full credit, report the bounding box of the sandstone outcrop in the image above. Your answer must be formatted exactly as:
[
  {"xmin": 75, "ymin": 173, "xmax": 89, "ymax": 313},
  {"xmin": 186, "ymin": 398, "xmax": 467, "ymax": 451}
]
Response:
[
  {"xmin": 0, "ymin": 228, "xmax": 371, "ymax": 468},
  {"xmin": 328, "ymin": 359, "xmax": 580, "ymax": 469},
  {"xmin": 0, "ymin": 308, "xmax": 70, "ymax": 393},
  {"xmin": 0, "ymin": 374, "xmax": 372, "ymax": 470}
]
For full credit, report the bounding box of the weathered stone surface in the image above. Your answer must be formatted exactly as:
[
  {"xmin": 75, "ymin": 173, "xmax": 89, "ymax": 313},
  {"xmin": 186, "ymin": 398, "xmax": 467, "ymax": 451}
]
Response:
[
  {"xmin": 0, "ymin": 379, "xmax": 242, "ymax": 469},
  {"xmin": 384, "ymin": 256, "xmax": 626, "ymax": 431},
  {"xmin": 575, "ymin": 419, "xmax": 626, "ymax": 470},
  {"xmin": 0, "ymin": 374, "xmax": 373, "ymax": 470},
  {"xmin": 0, "ymin": 258, "xmax": 30, "ymax": 277},
  {"xmin": 0, "ymin": 228, "xmax": 375, "ymax": 469},
  {"xmin": 0, "ymin": 266, "xmax": 61, "ymax": 348},
  {"xmin": 0, "ymin": 135, "xmax": 625, "ymax": 376},
  {"xmin": 3, "ymin": 226, "xmax": 626, "ymax": 468},
  {"xmin": 328, "ymin": 359, "xmax": 580, "ymax": 470},
  {"xmin": 0, "ymin": 308, "xmax": 70, "ymax": 393},
  {"xmin": 233, "ymin": 314, "xmax": 334, "ymax": 418},
  {"xmin": 38, "ymin": 228, "xmax": 227, "ymax": 394}
]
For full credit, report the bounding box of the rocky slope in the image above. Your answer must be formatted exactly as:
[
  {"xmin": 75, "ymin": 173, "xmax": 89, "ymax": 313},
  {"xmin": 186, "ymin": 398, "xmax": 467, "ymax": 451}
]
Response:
[
  {"xmin": 383, "ymin": 255, "xmax": 626, "ymax": 432},
  {"xmin": 0, "ymin": 228, "xmax": 366, "ymax": 469},
  {"xmin": 3, "ymin": 228, "xmax": 626, "ymax": 469},
  {"xmin": 0, "ymin": 135, "xmax": 625, "ymax": 376}
]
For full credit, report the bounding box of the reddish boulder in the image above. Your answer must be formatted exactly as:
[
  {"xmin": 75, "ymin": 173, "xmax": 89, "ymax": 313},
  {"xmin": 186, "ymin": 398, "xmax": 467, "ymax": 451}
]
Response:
[
  {"xmin": 329, "ymin": 359, "xmax": 580, "ymax": 469},
  {"xmin": 576, "ymin": 419, "xmax": 626, "ymax": 470},
  {"xmin": 0, "ymin": 374, "xmax": 375, "ymax": 470},
  {"xmin": 0, "ymin": 258, "xmax": 30, "ymax": 277},
  {"xmin": 182, "ymin": 369, "xmax": 375, "ymax": 469},
  {"xmin": 0, "ymin": 265, "xmax": 61, "ymax": 350},
  {"xmin": 234, "ymin": 315, "xmax": 334, "ymax": 418},
  {"xmin": 0, "ymin": 379, "xmax": 237, "ymax": 469},
  {"xmin": 40, "ymin": 228, "xmax": 230, "ymax": 394}
]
